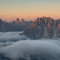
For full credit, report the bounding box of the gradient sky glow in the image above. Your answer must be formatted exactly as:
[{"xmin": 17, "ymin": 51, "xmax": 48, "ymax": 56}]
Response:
[{"xmin": 0, "ymin": 0, "xmax": 60, "ymax": 21}]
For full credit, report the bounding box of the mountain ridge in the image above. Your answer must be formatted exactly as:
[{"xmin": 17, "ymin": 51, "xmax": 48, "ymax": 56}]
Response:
[{"xmin": 24, "ymin": 17, "xmax": 60, "ymax": 39}]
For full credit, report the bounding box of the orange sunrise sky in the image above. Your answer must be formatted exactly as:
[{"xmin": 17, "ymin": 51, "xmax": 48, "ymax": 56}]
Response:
[{"xmin": 0, "ymin": 0, "xmax": 60, "ymax": 21}]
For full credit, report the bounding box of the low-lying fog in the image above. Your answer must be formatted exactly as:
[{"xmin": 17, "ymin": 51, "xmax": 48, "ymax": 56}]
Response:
[
  {"xmin": 0, "ymin": 32, "xmax": 27, "ymax": 46},
  {"xmin": 0, "ymin": 32, "xmax": 60, "ymax": 60}
]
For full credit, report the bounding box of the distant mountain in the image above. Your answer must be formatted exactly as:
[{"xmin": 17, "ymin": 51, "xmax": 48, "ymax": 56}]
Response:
[
  {"xmin": 0, "ymin": 19, "xmax": 9, "ymax": 32},
  {"xmin": 55, "ymin": 19, "xmax": 60, "ymax": 37},
  {"xmin": 0, "ymin": 19, "xmax": 33, "ymax": 32},
  {"xmin": 0, "ymin": 19, "xmax": 4, "ymax": 32},
  {"xmin": 24, "ymin": 17, "xmax": 60, "ymax": 39}
]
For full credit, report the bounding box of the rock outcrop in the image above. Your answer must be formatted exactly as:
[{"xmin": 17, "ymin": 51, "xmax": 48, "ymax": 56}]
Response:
[{"xmin": 24, "ymin": 17, "xmax": 57, "ymax": 39}]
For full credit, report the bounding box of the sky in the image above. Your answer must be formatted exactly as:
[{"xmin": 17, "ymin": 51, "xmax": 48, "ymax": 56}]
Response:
[{"xmin": 0, "ymin": 0, "xmax": 60, "ymax": 21}]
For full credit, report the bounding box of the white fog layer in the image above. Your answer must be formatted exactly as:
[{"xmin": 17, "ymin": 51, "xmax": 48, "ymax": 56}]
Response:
[
  {"xmin": 0, "ymin": 32, "xmax": 60, "ymax": 60},
  {"xmin": 0, "ymin": 32, "xmax": 27, "ymax": 46}
]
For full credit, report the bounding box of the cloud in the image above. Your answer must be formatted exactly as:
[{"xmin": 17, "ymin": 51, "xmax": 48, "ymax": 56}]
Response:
[
  {"xmin": 0, "ymin": 32, "xmax": 27, "ymax": 47},
  {"xmin": 0, "ymin": 32, "xmax": 60, "ymax": 60},
  {"xmin": 0, "ymin": 39, "xmax": 60, "ymax": 60}
]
